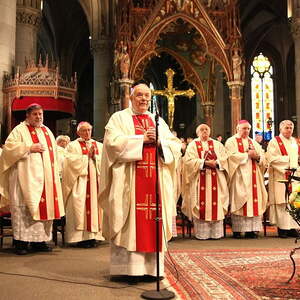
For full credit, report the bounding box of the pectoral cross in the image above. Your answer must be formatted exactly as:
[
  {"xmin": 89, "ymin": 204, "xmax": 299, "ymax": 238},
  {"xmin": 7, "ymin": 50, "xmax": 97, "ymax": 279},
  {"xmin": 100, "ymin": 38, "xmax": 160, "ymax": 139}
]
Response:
[{"xmin": 152, "ymin": 68, "xmax": 195, "ymax": 130}]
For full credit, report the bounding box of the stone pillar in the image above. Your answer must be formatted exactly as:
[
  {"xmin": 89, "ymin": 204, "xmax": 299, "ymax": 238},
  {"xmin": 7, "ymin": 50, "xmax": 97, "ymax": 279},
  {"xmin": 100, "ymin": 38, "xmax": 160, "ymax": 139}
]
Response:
[
  {"xmin": 227, "ymin": 81, "xmax": 244, "ymax": 134},
  {"xmin": 291, "ymin": 4, "xmax": 300, "ymax": 135},
  {"xmin": 0, "ymin": 0, "xmax": 16, "ymax": 138},
  {"xmin": 202, "ymin": 102, "xmax": 215, "ymax": 132},
  {"xmin": 91, "ymin": 38, "xmax": 111, "ymax": 139},
  {"xmin": 16, "ymin": 0, "xmax": 41, "ymax": 70}
]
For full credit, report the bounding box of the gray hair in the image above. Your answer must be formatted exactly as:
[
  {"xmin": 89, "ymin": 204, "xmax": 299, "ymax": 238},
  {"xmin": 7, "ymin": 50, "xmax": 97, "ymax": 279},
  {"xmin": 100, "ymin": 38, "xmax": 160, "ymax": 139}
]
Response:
[
  {"xmin": 196, "ymin": 124, "xmax": 210, "ymax": 137},
  {"xmin": 56, "ymin": 135, "xmax": 70, "ymax": 144},
  {"xmin": 279, "ymin": 120, "xmax": 294, "ymax": 130}
]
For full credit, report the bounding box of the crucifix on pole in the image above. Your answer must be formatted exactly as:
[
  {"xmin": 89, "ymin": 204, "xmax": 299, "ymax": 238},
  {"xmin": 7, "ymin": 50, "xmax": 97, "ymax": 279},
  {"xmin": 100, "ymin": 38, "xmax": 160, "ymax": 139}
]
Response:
[{"xmin": 152, "ymin": 68, "xmax": 195, "ymax": 130}]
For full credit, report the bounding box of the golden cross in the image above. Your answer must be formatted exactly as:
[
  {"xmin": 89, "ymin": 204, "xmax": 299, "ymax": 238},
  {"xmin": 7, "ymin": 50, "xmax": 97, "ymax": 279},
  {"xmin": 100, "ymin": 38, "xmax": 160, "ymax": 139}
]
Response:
[{"xmin": 152, "ymin": 68, "xmax": 195, "ymax": 130}]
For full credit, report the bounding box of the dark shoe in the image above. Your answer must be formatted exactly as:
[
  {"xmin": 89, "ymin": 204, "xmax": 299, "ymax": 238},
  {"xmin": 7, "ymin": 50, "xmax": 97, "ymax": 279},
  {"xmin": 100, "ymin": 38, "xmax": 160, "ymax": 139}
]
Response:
[
  {"xmin": 278, "ymin": 228, "xmax": 288, "ymax": 238},
  {"xmin": 77, "ymin": 240, "xmax": 94, "ymax": 248},
  {"xmin": 31, "ymin": 242, "xmax": 52, "ymax": 252},
  {"xmin": 288, "ymin": 229, "xmax": 299, "ymax": 238},
  {"xmin": 127, "ymin": 276, "xmax": 139, "ymax": 285},
  {"xmin": 143, "ymin": 275, "xmax": 164, "ymax": 282},
  {"xmin": 14, "ymin": 240, "xmax": 29, "ymax": 255},
  {"xmin": 245, "ymin": 231, "xmax": 258, "ymax": 239},
  {"xmin": 233, "ymin": 232, "xmax": 242, "ymax": 239}
]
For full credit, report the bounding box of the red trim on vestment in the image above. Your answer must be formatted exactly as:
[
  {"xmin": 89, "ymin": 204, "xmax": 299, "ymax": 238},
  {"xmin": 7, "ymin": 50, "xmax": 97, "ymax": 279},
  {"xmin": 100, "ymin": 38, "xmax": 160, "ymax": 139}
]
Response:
[
  {"xmin": 27, "ymin": 125, "xmax": 60, "ymax": 220},
  {"xmin": 195, "ymin": 140, "xmax": 219, "ymax": 221},
  {"xmin": 133, "ymin": 114, "xmax": 161, "ymax": 252},
  {"xmin": 236, "ymin": 138, "xmax": 259, "ymax": 217},
  {"xmin": 79, "ymin": 140, "xmax": 99, "ymax": 232},
  {"xmin": 275, "ymin": 136, "xmax": 294, "ymax": 192}
]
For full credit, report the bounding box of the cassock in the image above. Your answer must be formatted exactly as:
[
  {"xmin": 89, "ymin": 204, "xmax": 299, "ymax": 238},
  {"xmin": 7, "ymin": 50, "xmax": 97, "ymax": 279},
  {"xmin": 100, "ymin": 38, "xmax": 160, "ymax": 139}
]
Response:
[
  {"xmin": 225, "ymin": 134, "xmax": 267, "ymax": 233},
  {"xmin": 182, "ymin": 138, "xmax": 229, "ymax": 239},
  {"xmin": 266, "ymin": 134, "xmax": 299, "ymax": 229},
  {"xmin": 62, "ymin": 138, "xmax": 104, "ymax": 243},
  {"xmin": 0, "ymin": 122, "xmax": 64, "ymax": 242},
  {"xmin": 99, "ymin": 107, "xmax": 181, "ymax": 276}
]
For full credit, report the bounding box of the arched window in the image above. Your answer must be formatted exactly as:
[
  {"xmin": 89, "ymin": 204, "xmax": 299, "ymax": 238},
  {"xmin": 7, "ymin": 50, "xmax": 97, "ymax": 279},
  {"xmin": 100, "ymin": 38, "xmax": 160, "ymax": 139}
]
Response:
[{"xmin": 251, "ymin": 53, "xmax": 274, "ymax": 141}]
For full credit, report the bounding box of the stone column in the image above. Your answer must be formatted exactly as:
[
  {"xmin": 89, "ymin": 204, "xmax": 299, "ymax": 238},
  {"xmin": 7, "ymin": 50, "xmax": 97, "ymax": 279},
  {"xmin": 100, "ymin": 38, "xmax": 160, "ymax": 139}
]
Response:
[
  {"xmin": 0, "ymin": 0, "xmax": 16, "ymax": 138},
  {"xmin": 91, "ymin": 38, "xmax": 111, "ymax": 139},
  {"xmin": 291, "ymin": 3, "xmax": 300, "ymax": 135},
  {"xmin": 202, "ymin": 102, "xmax": 215, "ymax": 132},
  {"xmin": 16, "ymin": 0, "xmax": 41, "ymax": 70},
  {"xmin": 227, "ymin": 81, "xmax": 244, "ymax": 134}
]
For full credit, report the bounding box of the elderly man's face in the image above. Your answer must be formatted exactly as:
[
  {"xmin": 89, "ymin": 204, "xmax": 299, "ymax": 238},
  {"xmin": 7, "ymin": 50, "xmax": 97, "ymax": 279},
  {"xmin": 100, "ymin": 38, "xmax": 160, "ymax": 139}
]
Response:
[
  {"xmin": 26, "ymin": 109, "xmax": 43, "ymax": 127},
  {"xmin": 57, "ymin": 140, "xmax": 68, "ymax": 148},
  {"xmin": 131, "ymin": 85, "xmax": 151, "ymax": 114},
  {"xmin": 197, "ymin": 125, "xmax": 210, "ymax": 140},
  {"xmin": 237, "ymin": 123, "xmax": 251, "ymax": 138},
  {"xmin": 280, "ymin": 123, "xmax": 294, "ymax": 138},
  {"xmin": 78, "ymin": 124, "xmax": 92, "ymax": 141}
]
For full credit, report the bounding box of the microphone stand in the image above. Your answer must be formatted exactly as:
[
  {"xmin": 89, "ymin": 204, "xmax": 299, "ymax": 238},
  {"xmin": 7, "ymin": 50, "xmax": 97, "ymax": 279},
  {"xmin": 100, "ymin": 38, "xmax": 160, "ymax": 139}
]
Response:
[{"xmin": 141, "ymin": 103, "xmax": 175, "ymax": 300}]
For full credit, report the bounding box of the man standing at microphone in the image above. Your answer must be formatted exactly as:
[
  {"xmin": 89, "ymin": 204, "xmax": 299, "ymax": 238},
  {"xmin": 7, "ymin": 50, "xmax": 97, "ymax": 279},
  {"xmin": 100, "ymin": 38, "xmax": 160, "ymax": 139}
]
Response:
[{"xmin": 99, "ymin": 83, "xmax": 181, "ymax": 282}]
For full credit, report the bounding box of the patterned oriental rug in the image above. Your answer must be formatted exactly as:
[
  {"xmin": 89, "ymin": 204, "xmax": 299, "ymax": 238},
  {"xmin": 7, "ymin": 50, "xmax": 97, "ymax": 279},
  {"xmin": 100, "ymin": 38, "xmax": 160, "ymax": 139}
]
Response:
[{"xmin": 164, "ymin": 249, "xmax": 300, "ymax": 300}]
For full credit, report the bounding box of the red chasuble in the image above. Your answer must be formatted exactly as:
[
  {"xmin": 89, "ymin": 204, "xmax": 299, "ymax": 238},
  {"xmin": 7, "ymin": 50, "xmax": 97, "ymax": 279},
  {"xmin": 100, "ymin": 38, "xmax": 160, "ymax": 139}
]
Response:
[
  {"xmin": 236, "ymin": 138, "xmax": 259, "ymax": 216},
  {"xmin": 132, "ymin": 114, "xmax": 162, "ymax": 253},
  {"xmin": 27, "ymin": 125, "xmax": 60, "ymax": 220},
  {"xmin": 195, "ymin": 140, "xmax": 218, "ymax": 220},
  {"xmin": 79, "ymin": 141, "xmax": 99, "ymax": 232}
]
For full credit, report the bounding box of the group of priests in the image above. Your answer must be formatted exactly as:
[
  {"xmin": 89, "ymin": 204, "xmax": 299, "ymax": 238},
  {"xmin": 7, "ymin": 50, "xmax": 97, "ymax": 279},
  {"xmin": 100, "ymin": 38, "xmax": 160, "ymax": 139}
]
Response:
[{"xmin": 0, "ymin": 83, "xmax": 299, "ymax": 284}]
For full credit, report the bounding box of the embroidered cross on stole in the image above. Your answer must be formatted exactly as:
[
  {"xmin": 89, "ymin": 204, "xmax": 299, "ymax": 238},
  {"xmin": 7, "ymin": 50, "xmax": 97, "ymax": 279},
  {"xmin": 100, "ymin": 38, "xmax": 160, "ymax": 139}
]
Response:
[
  {"xmin": 79, "ymin": 140, "xmax": 99, "ymax": 232},
  {"xmin": 236, "ymin": 137, "xmax": 259, "ymax": 216},
  {"xmin": 195, "ymin": 140, "xmax": 218, "ymax": 221},
  {"xmin": 132, "ymin": 114, "xmax": 162, "ymax": 252},
  {"xmin": 27, "ymin": 125, "xmax": 60, "ymax": 220}
]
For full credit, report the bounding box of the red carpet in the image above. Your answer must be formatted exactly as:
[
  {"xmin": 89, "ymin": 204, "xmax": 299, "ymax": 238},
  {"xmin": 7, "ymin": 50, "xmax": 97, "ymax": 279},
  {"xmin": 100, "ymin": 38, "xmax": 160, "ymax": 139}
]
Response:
[{"xmin": 165, "ymin": 249, "xmax": 300, "ymax": 299}]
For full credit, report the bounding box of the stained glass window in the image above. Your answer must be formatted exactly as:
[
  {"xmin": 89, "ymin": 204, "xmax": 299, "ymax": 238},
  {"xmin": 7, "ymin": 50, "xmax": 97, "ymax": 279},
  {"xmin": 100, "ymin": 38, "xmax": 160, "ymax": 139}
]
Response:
[{"xmin": 251, "ymin": 53, "xmax": 274, "ymax": 141}]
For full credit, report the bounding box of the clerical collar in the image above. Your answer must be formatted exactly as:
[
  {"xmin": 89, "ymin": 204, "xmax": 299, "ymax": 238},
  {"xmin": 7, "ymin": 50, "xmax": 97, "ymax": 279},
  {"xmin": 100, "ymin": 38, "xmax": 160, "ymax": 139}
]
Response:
[
  {"xmin": 78, "ymin": 138, "xmax": 92, "ymax": 142},
  {"xmin": 279, "ymin": 133, "xmax": 291, "ymax": 140},
  {"xmin": 24, "ymin": 120, "xmax": 44, "ymax": 128},
  {"xmin": 131, "ymin": 107, "xmax": 149, "ymax": 116}
]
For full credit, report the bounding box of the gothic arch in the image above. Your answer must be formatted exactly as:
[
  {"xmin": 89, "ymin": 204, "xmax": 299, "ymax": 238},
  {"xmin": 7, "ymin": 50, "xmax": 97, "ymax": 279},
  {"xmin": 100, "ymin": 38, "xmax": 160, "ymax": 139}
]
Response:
[{"xmin": 130, "ymin": 13, "xmax": 231, "ymax": 82}]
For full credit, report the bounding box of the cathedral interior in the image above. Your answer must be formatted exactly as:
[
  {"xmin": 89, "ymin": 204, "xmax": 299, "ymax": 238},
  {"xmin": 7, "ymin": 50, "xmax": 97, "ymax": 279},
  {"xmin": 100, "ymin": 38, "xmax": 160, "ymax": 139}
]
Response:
[{"xmin": 0, "ymin": 0, "xmax": 297, "ymax": 142}]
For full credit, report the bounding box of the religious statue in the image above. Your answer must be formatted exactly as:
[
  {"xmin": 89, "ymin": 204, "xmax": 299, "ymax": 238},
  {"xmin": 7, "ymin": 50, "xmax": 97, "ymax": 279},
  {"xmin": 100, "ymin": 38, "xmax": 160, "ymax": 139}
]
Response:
[
  {"xmin": 232, "ymin": 49, "xmax": 242, "ymax": 81},
  {"xmin": 119, "ymin": 42, "xmax": 130, "ymax": 79},
  {"xmin": 113, "ymin": 41, "xmax": 130, "ymax": 79}
]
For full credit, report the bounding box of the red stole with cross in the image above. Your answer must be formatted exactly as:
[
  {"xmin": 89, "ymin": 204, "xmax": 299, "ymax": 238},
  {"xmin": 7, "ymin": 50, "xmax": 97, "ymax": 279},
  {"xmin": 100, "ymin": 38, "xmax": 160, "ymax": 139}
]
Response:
[
  {"xmin": 27, "ymin": 125, "xmax": 60, "ymax": 220},
  {"xmin": 275, "ymin": 136, "xmax": 300, "ymax": 192},
  {"xmin": 78, "ymin": 140, "xmax": 99, "ymax": 232},
  {"xmin": 195, "ymin": 140, "xmax": 218, "ymax": 221},
  {"xmin": 236, "ymin": 137, "xmax": 259, "ymax": 216},
  {"xmin": 132, "ymin": 114, "xmax": 162, "ymax": 253}
]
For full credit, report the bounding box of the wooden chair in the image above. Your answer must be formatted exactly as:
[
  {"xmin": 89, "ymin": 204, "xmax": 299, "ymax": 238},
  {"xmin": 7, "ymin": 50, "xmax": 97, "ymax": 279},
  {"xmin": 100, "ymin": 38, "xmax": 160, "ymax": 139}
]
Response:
[
  {"xmin": 0, "ymin": 212, "xmax": 13, "ymax": 248},
  {"xmin": 176, "ymin": 199, "xmax": 193, "ymax": 238}
]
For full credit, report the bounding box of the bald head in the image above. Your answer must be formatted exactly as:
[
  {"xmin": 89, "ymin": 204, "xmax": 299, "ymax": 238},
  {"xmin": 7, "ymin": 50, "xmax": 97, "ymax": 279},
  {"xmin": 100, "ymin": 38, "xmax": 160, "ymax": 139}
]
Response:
[
  {"xmin": 130, "ymin": 83, "xmax": 151, "ymax": 113},
  {"xmin": 279, "ymin": 120, "xmax": 294, "ymax": 139},
  {"xmin": 196, "ymin": 124, "xmax": 211, "ymax": 140}
]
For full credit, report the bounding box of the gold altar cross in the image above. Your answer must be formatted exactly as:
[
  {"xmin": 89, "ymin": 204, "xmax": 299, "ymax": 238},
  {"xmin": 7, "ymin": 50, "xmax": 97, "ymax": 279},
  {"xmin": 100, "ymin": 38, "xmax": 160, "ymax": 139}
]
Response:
[{"xmin": 152, "ymin": 68, "xmax": 195, "ymax": 130}]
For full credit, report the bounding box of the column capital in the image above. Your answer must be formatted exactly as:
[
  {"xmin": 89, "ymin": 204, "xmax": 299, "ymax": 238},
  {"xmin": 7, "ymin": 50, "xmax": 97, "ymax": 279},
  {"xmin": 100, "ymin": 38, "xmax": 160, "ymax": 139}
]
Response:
[
  {"xmin": 16, "ymin": 7, "xmax": 41, "ymax": 28},
  {"xmin": 291, "ymin": 18, "xmax": 300, "ymax": 40},
  {"xmin": 90, "ymin": 38, "xmax": 111, "ymax": 55}
]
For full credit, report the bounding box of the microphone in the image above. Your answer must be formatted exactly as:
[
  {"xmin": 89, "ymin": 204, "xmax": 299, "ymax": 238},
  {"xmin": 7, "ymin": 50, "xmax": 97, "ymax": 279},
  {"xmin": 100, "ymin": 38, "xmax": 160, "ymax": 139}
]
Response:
[{"xmin": 154, "ymin": 99, "xmax": 160, "ymax": 119}]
